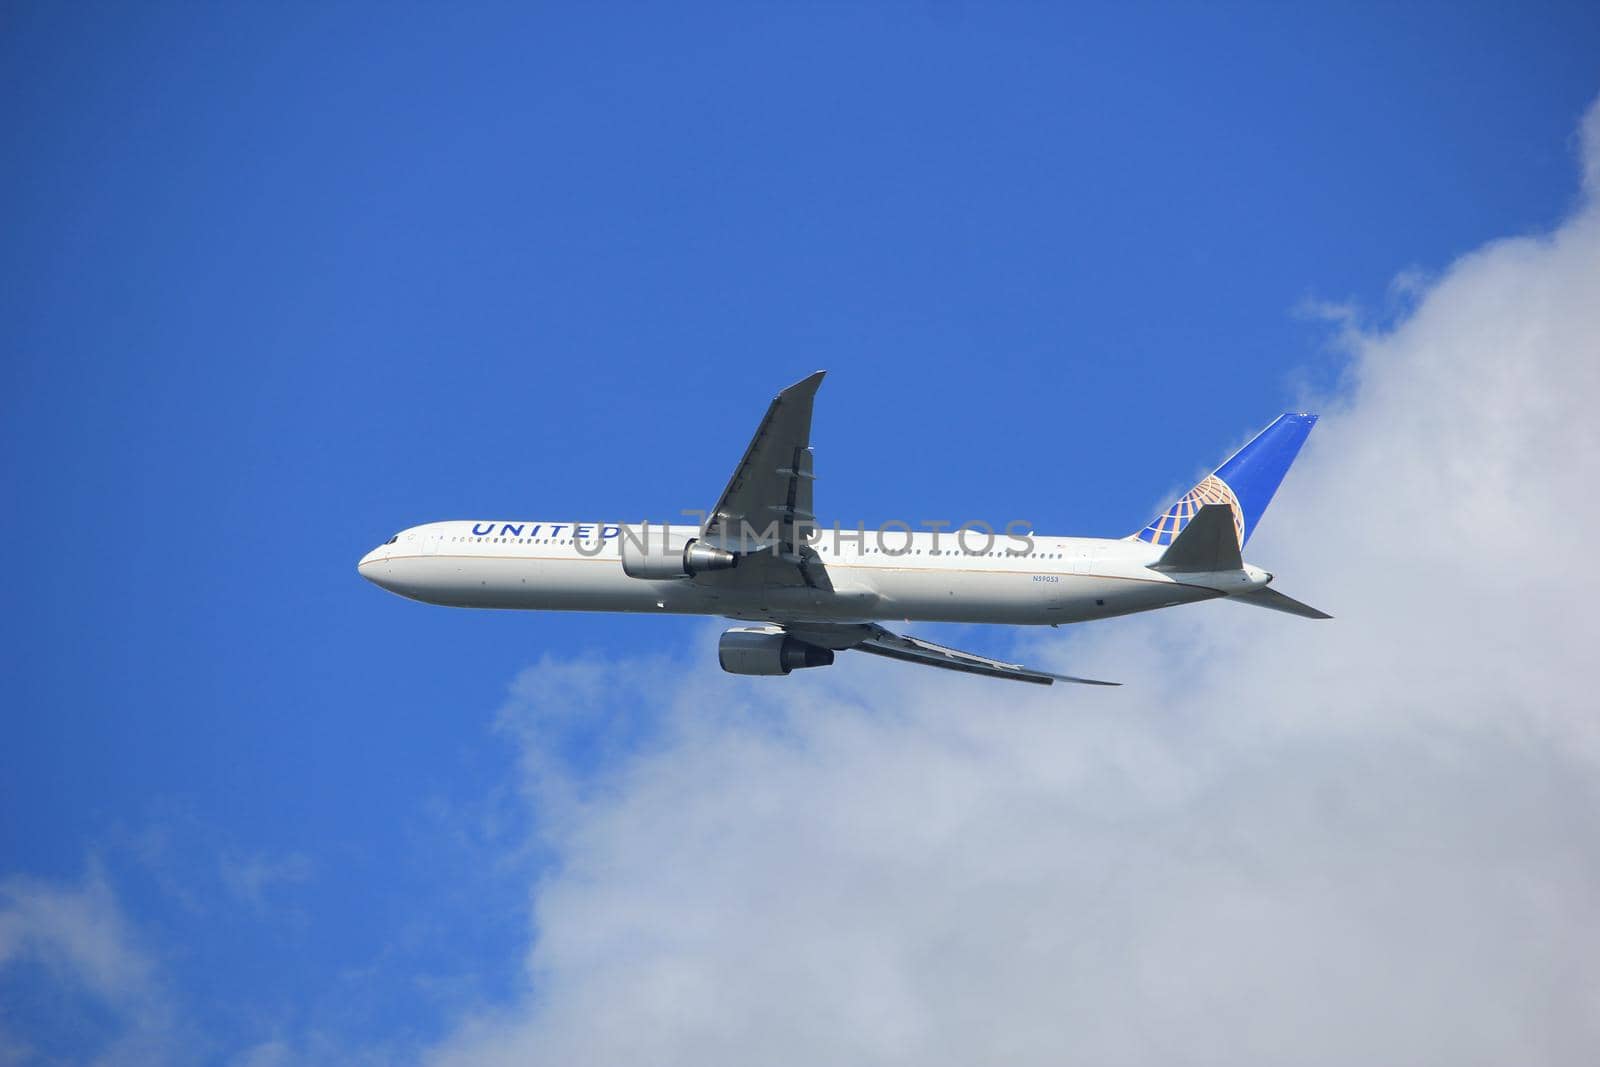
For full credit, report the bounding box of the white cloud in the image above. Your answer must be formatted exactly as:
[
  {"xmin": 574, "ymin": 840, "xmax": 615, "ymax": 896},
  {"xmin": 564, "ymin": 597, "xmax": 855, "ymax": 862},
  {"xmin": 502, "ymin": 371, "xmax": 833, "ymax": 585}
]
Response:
[
  {"xmin": 426, "ymin": 98, "xmax": 1600, "ymax": 1067},
  {"xmin": 0, "ymin": 862, "xmax": 184, "ymax": 1066},
  {"xmin": 218, "ymin": 850, "xmax": 314, "ymax": 914},
  {"xmin": 0, "ymin": 865, "xmax": 152, "ymax": 1004}
]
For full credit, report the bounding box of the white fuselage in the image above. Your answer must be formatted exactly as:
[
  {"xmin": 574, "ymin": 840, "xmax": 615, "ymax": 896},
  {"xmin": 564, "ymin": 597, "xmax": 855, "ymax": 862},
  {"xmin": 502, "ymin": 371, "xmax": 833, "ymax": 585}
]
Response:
[{"xmin": 357, "ymin": 521, "xmax": 1271, "ymax": 627}]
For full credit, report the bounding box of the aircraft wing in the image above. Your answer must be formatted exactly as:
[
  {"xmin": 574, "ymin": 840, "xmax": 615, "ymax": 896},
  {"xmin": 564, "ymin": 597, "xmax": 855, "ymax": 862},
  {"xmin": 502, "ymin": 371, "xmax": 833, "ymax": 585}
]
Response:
[
  {"xmin": 702, "ymin": 371, "xmax": 825, "ymax": 560},
  {"xmin": 783, "ymin": 622, "xmax": 1120, "ymax": 687}
]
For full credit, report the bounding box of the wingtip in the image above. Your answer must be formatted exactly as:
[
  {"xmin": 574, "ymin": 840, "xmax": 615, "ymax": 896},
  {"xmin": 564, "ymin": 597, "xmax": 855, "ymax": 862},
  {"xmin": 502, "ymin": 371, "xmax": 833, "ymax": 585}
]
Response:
[
  {"xmin": 778, "ymin": 370, "xmax": 827, "ymax": 399},
  {"xmin": 1050, "ymin": 673, "xmax": 1122, "ymax": 687}
]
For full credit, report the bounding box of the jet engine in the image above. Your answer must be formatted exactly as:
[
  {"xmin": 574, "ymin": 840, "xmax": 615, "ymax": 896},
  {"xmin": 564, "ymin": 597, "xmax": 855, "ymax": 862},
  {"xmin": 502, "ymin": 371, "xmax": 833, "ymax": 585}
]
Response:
[
  {"xmin": 718, "ymin": 627, "xmax": 835, "ymax": 676},
  {"xmin": 620, "ymin": 526, "xmax": 738, "ymax": 580}
]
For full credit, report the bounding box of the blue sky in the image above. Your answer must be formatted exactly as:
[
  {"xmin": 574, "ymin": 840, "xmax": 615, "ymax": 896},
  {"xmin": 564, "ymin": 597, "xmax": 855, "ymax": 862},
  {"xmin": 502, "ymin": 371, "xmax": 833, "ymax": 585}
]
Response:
[{"xmin": 3, "ymin": 4, "xmax": 1599, "ymax": 1063}]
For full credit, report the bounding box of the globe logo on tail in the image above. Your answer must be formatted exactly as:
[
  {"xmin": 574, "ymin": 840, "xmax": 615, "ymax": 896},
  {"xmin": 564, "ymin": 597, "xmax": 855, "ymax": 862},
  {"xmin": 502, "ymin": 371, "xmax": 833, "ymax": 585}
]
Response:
[{"xmin": 1135, "ymin": 474, "xmax": 1245, "ymax": 547}]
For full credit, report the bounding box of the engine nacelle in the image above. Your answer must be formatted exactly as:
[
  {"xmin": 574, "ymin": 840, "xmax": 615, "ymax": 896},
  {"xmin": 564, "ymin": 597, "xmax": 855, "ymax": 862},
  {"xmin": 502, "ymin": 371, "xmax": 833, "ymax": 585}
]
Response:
[
  {"xmin": 718, "ymin": 627, "xmax": 835, "ymax": 676},
  {"xmin": 620, "ymin": 527, "xmax": 738, "ymax": 580}
]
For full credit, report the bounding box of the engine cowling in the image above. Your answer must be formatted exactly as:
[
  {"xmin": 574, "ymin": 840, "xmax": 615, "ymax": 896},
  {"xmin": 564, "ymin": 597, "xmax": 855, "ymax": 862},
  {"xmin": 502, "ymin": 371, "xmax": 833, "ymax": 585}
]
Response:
[
  {"xmin": 620, "ymin": 527, "xmax": 738, "ymax": 580},
  {"xmin": 718, "ymin": 628, "xmax": 835, "ymax": 676}
]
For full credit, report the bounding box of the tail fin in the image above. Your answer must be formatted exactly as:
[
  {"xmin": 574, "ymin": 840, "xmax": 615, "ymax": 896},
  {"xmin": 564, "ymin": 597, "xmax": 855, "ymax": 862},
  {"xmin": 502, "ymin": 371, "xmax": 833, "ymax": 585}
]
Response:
[{"xmin": 1133, "ymin": 413, "xmax": 1317, "ymax": 548}]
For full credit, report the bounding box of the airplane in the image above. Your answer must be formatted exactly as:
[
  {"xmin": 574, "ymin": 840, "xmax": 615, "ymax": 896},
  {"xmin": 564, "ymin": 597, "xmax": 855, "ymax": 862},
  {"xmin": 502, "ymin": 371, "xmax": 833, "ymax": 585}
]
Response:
[{"xmin": 358, "ymin": 372, "xmax": 1327, "ymax": 686}]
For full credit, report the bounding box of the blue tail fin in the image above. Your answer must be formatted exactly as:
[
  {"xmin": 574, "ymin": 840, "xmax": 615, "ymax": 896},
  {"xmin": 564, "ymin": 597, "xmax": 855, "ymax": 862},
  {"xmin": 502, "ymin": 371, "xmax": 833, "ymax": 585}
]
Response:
[{"xmin": 1133, "ymin": 413, "xmax": 1317, "ymax": 548}]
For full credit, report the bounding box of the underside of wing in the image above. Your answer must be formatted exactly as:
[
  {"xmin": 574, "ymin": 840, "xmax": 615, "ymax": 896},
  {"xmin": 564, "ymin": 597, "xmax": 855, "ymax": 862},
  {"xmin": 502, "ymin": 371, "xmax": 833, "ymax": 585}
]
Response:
[
  {"xmin": 703, "ymin": 371, "xmax": 825, "ymax": 562},
  {"xmin": 783, "ymin": 622, "xmax": 1121, "ymax": 687}
]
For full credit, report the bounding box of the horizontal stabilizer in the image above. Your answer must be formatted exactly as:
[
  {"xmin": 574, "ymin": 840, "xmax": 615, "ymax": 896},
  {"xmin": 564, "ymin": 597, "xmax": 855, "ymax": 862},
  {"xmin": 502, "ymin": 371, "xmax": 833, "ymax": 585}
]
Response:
[
  {"xmin": 1230, "ymin": 586, "xmax": 1332, "ymax": 620},
  {"xmin": 1153, "ymin": 503, "xmax": 1243, "ymax": 572}
]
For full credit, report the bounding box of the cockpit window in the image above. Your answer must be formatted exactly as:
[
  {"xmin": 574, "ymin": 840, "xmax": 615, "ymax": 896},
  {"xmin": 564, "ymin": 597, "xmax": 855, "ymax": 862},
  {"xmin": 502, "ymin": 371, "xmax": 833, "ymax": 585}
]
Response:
[{"xmin": 384, "ymin": 535, "xmax": 398, "ymax": 545}]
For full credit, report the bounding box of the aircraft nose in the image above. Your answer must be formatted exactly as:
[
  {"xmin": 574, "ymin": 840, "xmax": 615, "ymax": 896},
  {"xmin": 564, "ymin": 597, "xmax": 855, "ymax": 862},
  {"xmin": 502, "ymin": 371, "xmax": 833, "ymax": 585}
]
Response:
[{"xmin": 357, "ymin": 542, "xmax": 411, "ymax": 597}]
